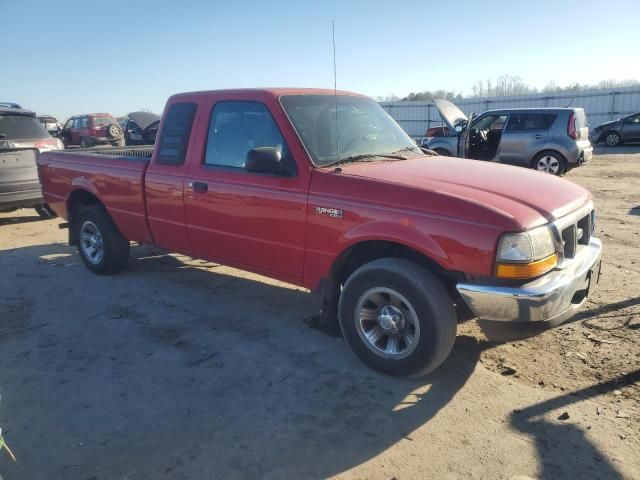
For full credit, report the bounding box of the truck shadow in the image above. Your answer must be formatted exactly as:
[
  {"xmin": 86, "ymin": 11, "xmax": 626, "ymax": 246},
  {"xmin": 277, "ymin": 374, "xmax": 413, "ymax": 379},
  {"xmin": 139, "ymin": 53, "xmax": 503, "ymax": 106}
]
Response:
[{"xmin": 0, "ymin": 243, "xmax": 625, "ymax": 479}]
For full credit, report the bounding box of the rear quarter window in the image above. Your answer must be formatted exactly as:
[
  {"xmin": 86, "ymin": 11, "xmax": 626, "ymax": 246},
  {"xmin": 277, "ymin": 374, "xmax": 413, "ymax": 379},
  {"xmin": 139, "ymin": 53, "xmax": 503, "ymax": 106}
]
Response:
[
  {"xmin": 0, "ymin": 114, "xmax": 49, "ymax": 140},
  {"xmin": 156, "ymin": 102, "xmax": 197, "ymax": 165}
]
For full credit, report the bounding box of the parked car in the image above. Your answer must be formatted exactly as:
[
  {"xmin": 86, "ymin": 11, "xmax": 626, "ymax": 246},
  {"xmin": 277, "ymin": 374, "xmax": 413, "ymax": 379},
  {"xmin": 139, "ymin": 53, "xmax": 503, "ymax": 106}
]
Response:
[
  {"xmin": 426, "ymin": 99, "xmax": 593, "ymax": 175},
  {"xmin": 37, "ymin": 115, "xmax": 62, "ymax": 137},
  {"xmin": 121, "ymin": 111, "xmax": 160, "ymax": 146},
  {"xmin": 0, "ymin": 106, "xmax": 62, "ymax": 216},
  {"xmin": 60, "ymin": 113, "xmax": 124, "ymax": 148},
  {"xmin": 38, "ymin": 88, "xmax": 601, "ymax": 377},
  {"xmin": 590, "ymin": 111, "xmax": 640, "ymax": 146}
]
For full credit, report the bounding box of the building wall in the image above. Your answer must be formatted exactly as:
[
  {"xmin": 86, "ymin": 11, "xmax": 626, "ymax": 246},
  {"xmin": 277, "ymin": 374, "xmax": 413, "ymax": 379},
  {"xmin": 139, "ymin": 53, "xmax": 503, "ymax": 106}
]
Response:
[{"xmin": 380, "ymin": 87, "xmax": 640, "ymax": 138}]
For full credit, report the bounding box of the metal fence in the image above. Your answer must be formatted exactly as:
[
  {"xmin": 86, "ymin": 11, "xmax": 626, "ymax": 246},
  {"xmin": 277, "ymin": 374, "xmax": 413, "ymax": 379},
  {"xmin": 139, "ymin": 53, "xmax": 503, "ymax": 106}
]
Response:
[{"xmin": 380, "ymin": 86, "xmax": 640, "ymax": 138}]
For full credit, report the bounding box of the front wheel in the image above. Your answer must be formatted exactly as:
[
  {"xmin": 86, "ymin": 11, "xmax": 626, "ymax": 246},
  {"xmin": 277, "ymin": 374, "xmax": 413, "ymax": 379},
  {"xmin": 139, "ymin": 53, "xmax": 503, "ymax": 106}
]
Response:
[
  {"xmin": 75, "ymin": 204, "xmax": 130, "ymax": 274},
  {"xmin": 604, "ymin": 131, "xmax": 622, "ymax": 147},
  {"xmin": 338, "ymin": 258, "xmax": 457, "ymax": 377}
]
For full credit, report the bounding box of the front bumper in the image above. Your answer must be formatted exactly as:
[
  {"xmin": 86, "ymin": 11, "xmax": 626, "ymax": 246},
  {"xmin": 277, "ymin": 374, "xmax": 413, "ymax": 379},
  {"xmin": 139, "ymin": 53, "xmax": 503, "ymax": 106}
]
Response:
[{"xmin": 456, "ymin": 237, "xmax": 602, "ymax": 324}]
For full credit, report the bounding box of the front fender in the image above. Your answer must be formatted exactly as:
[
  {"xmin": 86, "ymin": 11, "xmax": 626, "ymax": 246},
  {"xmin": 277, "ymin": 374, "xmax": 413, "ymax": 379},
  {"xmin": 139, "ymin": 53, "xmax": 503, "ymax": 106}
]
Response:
[{"xmin": 339, "ymin": 219, "xmax": 452, "ymax": 269}]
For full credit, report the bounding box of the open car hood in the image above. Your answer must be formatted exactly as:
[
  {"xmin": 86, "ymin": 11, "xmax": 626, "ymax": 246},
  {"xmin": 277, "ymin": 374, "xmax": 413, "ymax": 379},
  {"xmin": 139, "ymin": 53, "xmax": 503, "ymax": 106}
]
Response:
[
  {"xmin": 433, "ymin": 99, "xmax": 468, "ymax": 131},
  {"xmin": 127, "ymin": 111, "xmax": 161, "ymax": 130}
]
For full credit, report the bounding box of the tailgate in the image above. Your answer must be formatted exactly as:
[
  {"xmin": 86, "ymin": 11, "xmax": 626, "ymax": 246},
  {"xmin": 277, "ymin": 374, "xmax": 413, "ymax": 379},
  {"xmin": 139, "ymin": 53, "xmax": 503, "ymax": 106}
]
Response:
[{"xmin": 0, "ymin": 148, "xmax": 41, "ymax": 191}]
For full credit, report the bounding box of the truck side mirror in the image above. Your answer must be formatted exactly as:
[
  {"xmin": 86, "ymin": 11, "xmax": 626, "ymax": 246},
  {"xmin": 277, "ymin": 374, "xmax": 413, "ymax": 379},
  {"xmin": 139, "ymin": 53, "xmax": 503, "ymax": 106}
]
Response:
[{"xmin": 245, "ymin": 147, "xmax": 282, "ymax": 174}]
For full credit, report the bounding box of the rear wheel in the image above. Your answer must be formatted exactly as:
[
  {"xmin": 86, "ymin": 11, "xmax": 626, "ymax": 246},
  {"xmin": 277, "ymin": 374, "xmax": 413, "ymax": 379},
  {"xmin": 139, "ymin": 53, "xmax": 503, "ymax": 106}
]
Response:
[
  {"xmin": 604, "ymin": 131, "xmax": 622, "ymax": 147},
  {"xmin": 75, "ymin": 204, "xmax": 130, "ymax": 274},
  {"xmin": 532, "ymin": 151, "xmax": 565, "ymax": 176},
  {"xmin": 338, "ymin": 258, "xmax": 457, "ymax": 377}
]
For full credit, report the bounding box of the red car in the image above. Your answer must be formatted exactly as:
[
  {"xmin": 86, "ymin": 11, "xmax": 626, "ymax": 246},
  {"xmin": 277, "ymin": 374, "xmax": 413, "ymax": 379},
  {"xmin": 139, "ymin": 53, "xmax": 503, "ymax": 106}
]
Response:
[
  {"xmin": 38, "ymin": 88, "xmax": 602, "ymax": 376},
  {"xmin": 60, "ymin": 113, "xmax": 124, "ymax": 148}
]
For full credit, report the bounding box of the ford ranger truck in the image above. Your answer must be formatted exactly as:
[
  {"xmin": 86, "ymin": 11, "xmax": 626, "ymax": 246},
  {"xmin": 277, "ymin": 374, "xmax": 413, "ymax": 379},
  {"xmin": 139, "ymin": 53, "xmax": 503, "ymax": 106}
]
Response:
[{"xmin": 37, "ymin": 89, "xmax": 602, "ymax": 377}]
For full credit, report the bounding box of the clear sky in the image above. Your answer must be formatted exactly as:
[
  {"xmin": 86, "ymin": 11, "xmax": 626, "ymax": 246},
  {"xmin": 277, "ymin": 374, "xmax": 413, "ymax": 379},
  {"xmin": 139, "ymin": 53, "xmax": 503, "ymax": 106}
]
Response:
[{"xmin": 2, "ymin": 0, "xmax": 639, "ymax": 120}]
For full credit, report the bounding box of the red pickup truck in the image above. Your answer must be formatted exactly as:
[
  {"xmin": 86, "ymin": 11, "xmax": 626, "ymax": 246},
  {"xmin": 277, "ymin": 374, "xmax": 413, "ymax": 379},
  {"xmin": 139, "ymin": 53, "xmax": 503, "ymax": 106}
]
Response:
[{"xmin": 38, "ymin": 88, "xmax": 602, "ymax": 376}]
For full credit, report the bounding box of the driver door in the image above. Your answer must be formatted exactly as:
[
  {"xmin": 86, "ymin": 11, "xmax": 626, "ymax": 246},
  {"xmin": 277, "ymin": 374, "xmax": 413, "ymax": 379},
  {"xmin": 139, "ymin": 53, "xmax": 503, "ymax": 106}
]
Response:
[
  {"xmin": 61, "ymin": 118, "xmax": 74, "ymax": 146},
  {"xmin": 184, "ymin": 98, "xmax": 308, "ymax": 280}
]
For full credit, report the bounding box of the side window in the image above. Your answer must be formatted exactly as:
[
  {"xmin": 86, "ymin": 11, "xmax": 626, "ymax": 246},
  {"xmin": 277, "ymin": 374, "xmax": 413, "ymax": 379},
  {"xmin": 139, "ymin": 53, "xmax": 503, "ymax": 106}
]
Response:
[
  {"xmin": 64, "ymin": 119, "xmax": 73, "ymax": 130},
  {"xmin": 129, "ymin": 121, "xmax": 140, "ymax": 132},
  {"xmin": 627, "ymin": 114, "xmax": 640, "ymax": 123},
  {"xmin": 507, "ymin": 114, "xmax": 556, "ymax": 131},
  {"xmin": 204, "ymin": 101, "xmax": 290, "ymax": 172},
  {"xmin": 81, "ymin": 117, "xmax": 88, "ymax": 128},
  {"xmin": 156, "ymin": 102, "xmax": 197, "ymax": 166}
]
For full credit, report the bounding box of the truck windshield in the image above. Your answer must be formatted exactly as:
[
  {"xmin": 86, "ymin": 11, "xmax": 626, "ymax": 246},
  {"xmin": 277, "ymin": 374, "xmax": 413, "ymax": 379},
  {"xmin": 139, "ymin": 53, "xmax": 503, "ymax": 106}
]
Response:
[{"xmin": 280, "ymin": 94, "xmax": 417, "ymax": 167}]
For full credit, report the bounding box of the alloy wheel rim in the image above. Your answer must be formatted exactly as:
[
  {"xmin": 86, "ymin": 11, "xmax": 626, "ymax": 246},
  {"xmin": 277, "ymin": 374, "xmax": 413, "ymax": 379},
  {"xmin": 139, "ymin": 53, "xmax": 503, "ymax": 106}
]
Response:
[
  {"xmin": 606, "ymin": 134, "xmax": 619, "ymax": 146},
  {"xmin": 354, "ymin": 287, "xmax": 420, "ymax": 359},
  {"xmin": 537, "ymin": 155, "xmax": 560, "ymax": 174},
  {"xmin": 80, "ymin": 220, "xmax": 104, "ymax": 265}
]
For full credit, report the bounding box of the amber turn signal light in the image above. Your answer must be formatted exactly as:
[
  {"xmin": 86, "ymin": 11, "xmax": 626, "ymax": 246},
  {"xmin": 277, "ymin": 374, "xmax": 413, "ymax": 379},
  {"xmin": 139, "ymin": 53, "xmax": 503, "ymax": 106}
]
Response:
[{"xmin": 496, "ymin": 254, "xmax": 558, "ymax": 280}]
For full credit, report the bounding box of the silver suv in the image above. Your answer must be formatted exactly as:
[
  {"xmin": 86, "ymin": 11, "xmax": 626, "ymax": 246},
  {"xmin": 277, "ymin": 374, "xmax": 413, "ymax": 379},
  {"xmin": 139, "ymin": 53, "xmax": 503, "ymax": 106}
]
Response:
[
  {"xmin": 424, "ymin": 99, "xmax": 593, "ymax": 175},
  {"xmin": 0, "ymin": 106, "xmax": 63, "ymax": 217}
]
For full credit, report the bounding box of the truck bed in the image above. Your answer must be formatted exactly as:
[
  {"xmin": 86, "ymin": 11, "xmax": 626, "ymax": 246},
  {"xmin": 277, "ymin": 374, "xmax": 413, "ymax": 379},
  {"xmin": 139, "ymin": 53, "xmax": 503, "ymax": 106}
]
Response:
[{"xmin": 38, "ymin": 146, "xmax": 154, "ymax": 244}]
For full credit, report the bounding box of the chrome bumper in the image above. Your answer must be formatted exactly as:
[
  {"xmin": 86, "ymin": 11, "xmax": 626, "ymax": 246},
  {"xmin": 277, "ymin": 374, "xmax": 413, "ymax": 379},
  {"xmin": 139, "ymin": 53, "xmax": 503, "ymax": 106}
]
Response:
[{"xmin": 456, "ymin": 237, "xmax": 602, "ymax": 324}]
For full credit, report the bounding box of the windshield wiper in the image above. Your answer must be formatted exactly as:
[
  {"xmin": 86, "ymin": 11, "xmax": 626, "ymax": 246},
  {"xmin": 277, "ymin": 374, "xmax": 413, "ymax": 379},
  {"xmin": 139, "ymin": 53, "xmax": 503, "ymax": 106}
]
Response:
[
  {"xmin": 322, "ymin": 153, "xmax": 406, "ymax": 169},
  {"xmin": 390, "ymin": 146, "xmax": 420, "ymax": 155}
]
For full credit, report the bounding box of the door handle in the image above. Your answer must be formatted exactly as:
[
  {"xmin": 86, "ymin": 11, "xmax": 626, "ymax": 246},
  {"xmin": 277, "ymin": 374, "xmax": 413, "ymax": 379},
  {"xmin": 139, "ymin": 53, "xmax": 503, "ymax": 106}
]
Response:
[
  {"xmin": 533, "ymin": 134, "xmax": 544, "ymax": 139},
  {"xmin": 188, "ymin": 181, "xmax": 208, "ymax": 193}
]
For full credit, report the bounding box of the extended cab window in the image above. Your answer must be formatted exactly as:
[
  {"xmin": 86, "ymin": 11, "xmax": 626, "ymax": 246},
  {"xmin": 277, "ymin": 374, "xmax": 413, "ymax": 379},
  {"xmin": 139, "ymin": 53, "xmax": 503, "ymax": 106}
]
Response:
[
  {"xmin": 157, "ymin": 102, "xmax": 197, "ymax": 165},
  {"xmin": 204, "ymin": 101, "xmax": 289, "ymax": 171},
  {"xmin": 506, "ymin": 114, "xmax": 556, "ymax": 131}
]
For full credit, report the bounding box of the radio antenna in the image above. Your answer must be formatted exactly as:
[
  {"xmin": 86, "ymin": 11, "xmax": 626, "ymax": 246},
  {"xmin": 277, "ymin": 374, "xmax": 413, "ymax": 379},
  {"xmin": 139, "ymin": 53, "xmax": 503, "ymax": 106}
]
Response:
[{"xmin": 332, "ymin": 20, "xmax": 340, "ymax": 168}]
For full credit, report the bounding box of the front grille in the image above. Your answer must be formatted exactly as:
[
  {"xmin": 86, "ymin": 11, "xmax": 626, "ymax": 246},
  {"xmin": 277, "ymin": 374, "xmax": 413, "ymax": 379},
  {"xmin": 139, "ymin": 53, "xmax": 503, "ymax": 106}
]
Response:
[{"xmin": 560, "ymin": 212, "xmax": 592, "ymax": 259}]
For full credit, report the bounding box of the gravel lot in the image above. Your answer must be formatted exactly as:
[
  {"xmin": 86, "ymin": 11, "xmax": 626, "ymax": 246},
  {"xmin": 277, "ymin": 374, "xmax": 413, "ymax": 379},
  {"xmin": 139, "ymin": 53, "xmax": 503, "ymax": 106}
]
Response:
[{"xmin": 0, "ymin": 146, "xmax": 638, "ymax": 479}]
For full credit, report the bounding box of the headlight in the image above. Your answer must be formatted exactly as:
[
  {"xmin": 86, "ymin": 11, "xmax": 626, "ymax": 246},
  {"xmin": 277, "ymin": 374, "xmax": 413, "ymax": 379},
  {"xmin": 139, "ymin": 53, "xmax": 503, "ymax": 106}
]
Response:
[{"xmin": 496, "ymin": 226, "xmax": 557, "ymax": 279}]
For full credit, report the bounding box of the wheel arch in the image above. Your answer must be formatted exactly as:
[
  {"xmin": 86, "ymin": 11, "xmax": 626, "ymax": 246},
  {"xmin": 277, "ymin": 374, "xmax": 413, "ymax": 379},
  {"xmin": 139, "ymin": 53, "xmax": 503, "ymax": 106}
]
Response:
[
  {"xmin": 66, "ymin": 189, "xmax": 104, "ymax": 245},
  {"xmin": 315, "ymin": 239, "xmax": 464, "ymax": 324}
]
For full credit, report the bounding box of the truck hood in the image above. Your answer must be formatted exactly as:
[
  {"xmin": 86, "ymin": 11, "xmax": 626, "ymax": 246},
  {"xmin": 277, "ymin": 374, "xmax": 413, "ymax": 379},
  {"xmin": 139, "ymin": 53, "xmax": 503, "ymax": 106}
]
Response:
[
  {"xmin": 433, "ymin": 99, "xmax": 468, "ymax": 131},
  {"xmin": 339, "ymin": 155, "xmax": 591, "ymax": 229}
]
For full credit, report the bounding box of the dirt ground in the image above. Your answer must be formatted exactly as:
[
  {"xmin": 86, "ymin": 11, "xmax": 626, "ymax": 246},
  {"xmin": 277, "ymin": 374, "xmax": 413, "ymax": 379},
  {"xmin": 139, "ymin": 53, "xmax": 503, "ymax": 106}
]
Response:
[{"xmin": 0, "ymin": 146, "xmax": 638, "ymax": 479}]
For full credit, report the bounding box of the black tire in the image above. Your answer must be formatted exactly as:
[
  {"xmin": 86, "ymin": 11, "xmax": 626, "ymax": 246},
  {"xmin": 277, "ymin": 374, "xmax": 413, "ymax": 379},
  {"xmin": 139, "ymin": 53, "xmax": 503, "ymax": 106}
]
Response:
[
  {"xmin": 75, "ymin": 204, "xmax": 130, "ymax": 274},
  {"xmin": 434, "ymin": 148, "xmax": 451, "ymax": 156},
  {"xmin": 338, "ymin": 258, "xmax": 457, "ymax": 377},
  {"xmin": 34, "ymin": 204, "xmax": 56, "ymax": 219},
  {"xmin": 531, "ymin": 150, "xmax": 566, "ymax": 176},
  {"xmin": 603, "ymin": 130, "xmax": 622, "ymax": 147},
  {"xmin": 80, "ymin": 138, "xmax": 91, "ymax": 149}
]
